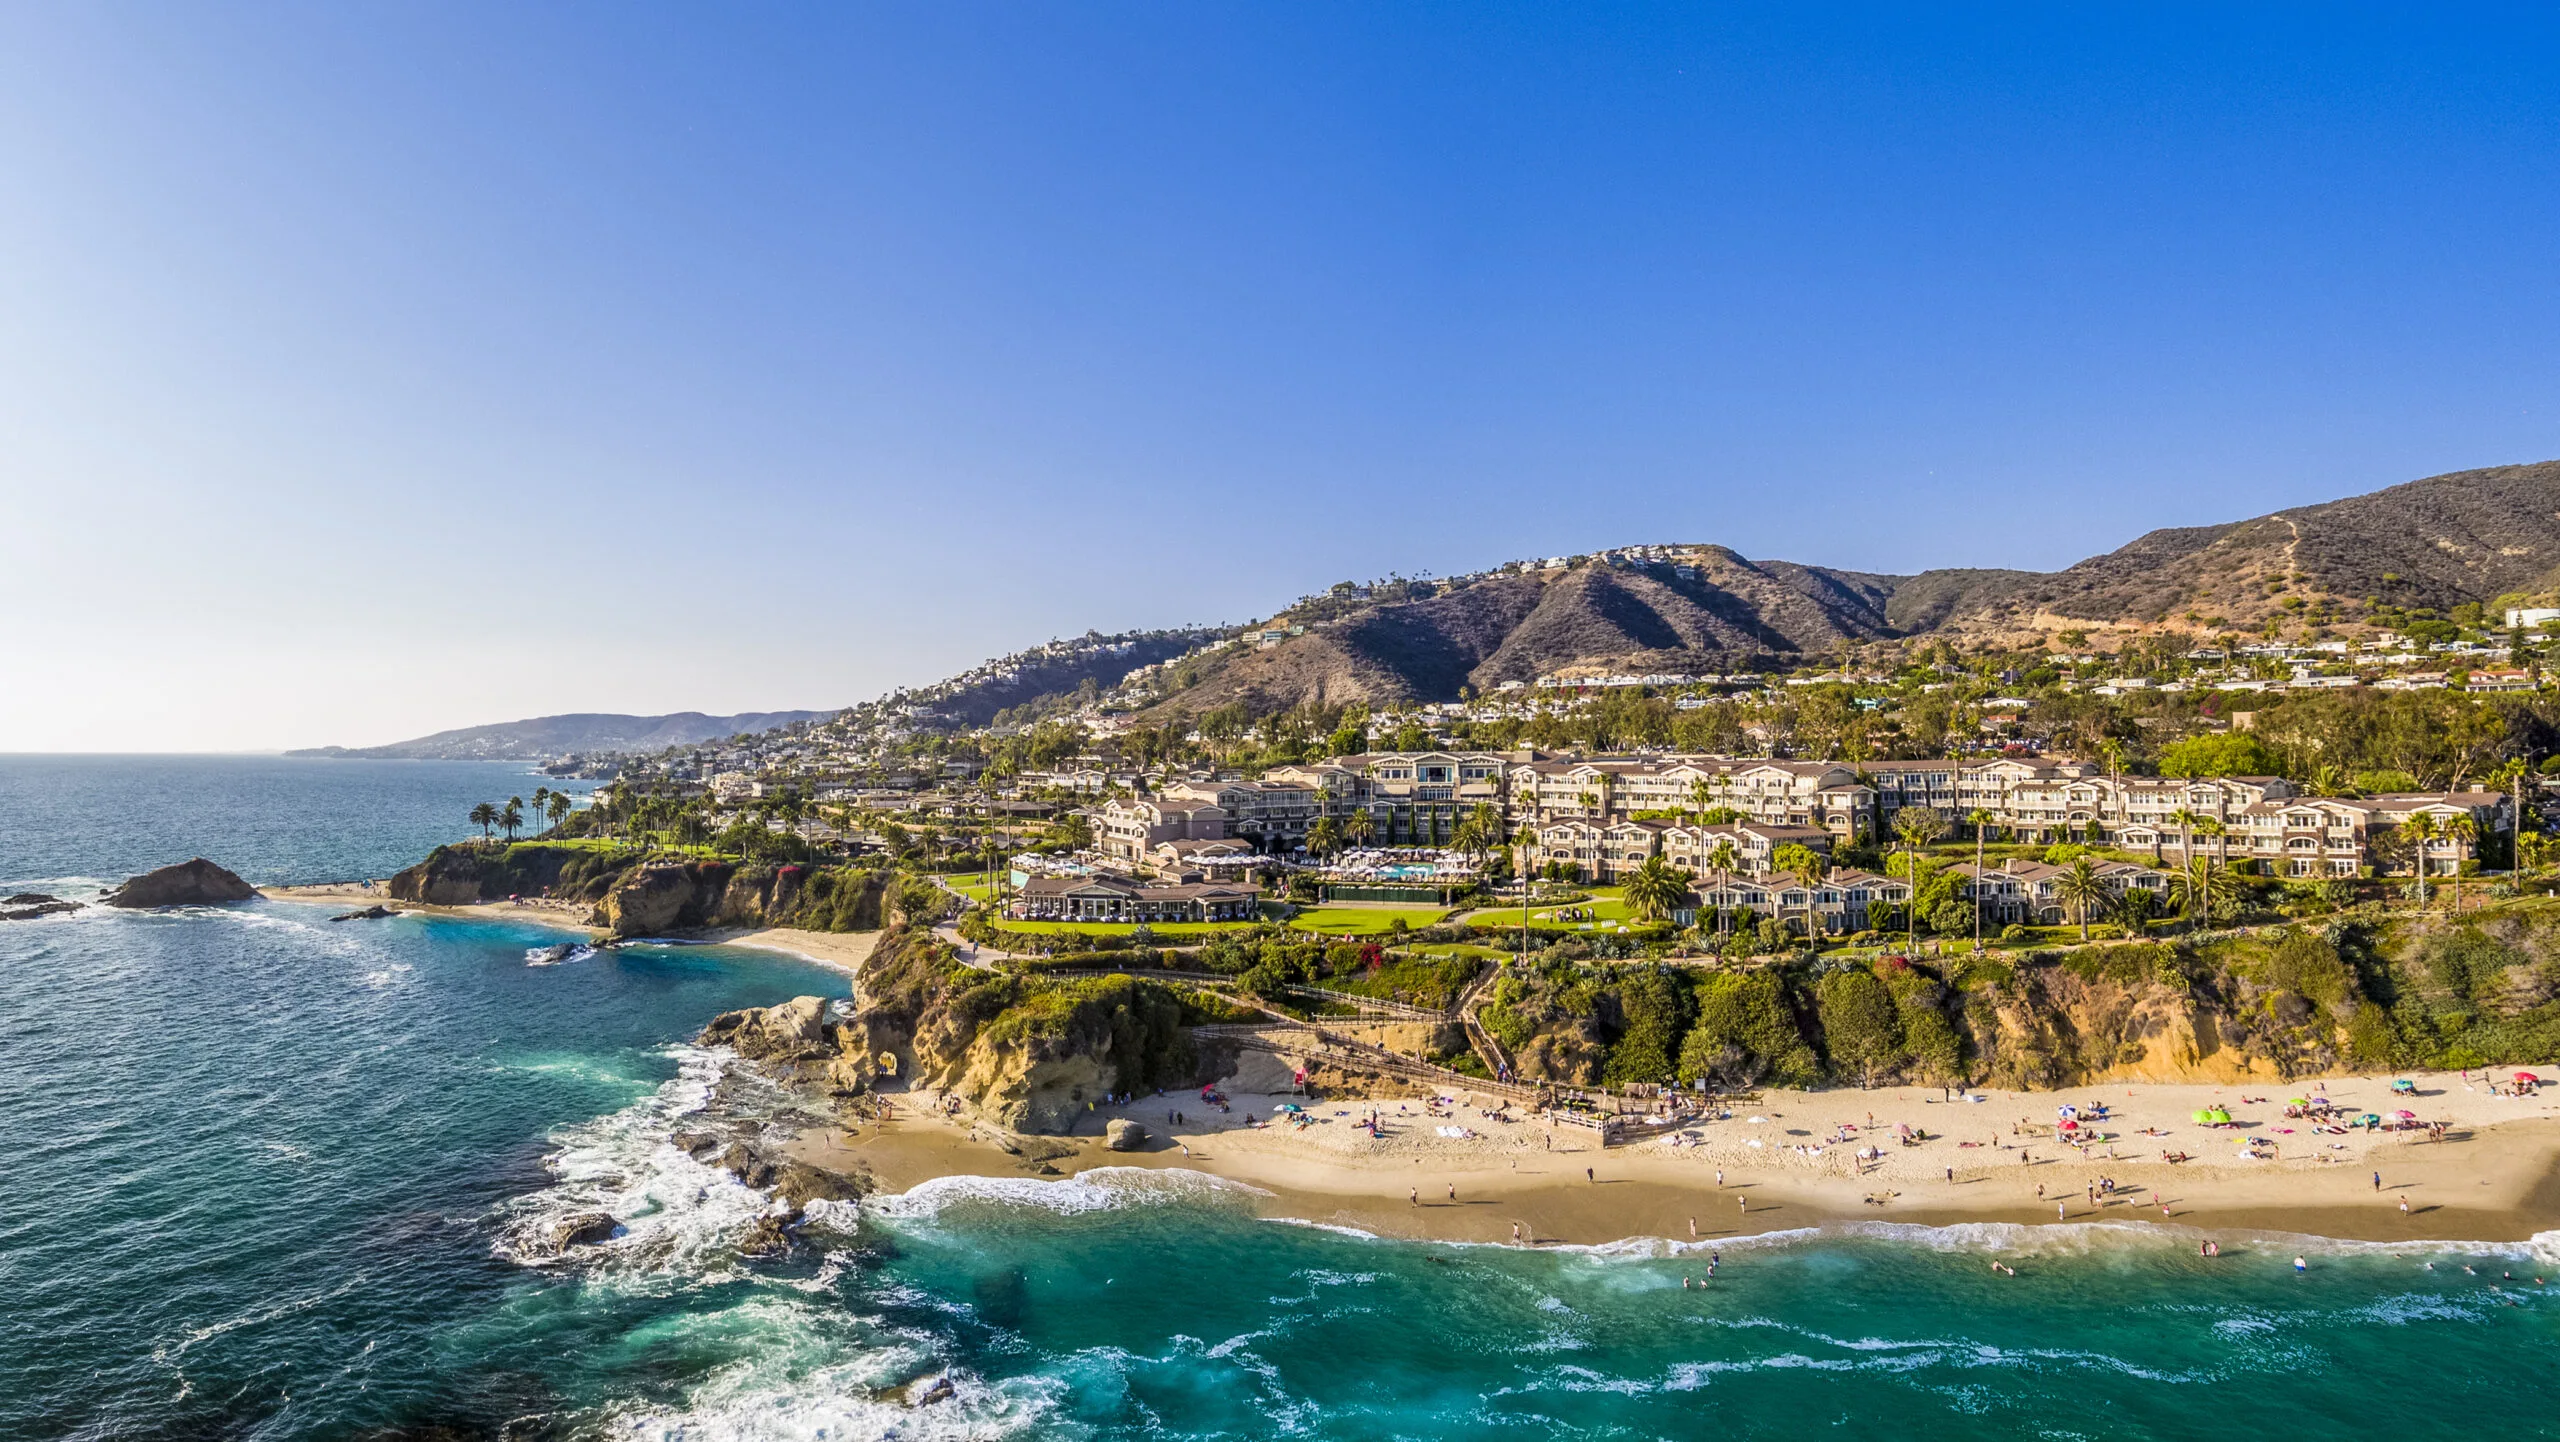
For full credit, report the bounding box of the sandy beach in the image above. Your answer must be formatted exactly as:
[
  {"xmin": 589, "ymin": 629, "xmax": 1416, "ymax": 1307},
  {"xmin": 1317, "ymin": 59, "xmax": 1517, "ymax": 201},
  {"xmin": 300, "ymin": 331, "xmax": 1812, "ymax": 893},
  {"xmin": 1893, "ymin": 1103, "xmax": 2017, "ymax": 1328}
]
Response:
[
  {"xmin": 263, "ymin": 884, "xmax": 880, "ymax": 977},
  {"xmin": 794, "ymin": 1061, "xmax": 2560, "ymax": 1248}
]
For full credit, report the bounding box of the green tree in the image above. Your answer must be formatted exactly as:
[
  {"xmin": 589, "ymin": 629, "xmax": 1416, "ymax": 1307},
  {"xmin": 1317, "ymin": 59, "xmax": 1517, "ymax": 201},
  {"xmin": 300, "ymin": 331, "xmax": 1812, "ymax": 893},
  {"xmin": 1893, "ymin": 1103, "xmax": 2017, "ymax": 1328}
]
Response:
[
  {"xmin": 2402, "ymin": 813, "xmax": 2440, "ymax": 907},
  {"xmin": 469, "ymin": 801, "xmax": 499, "ymax": 843},
  {"xmin": 1893, "ymin": 807, "xmax": 1949, "ymax": 952},
  {"xmin": 501, "ymin": 797, "xmax": 525, "ymax": 842},
  {"xmin": 1677, "ymin": 972, "xmax": 1820, "ymax": 1086},
  {"xmin": 2157, "ymin": 733, "xmax": 2282, "ymax": 778},
  {"xmin": 548, "ymin": 792, "xmax": 572, "ymax": 830},
  {"xmin": 2055, "ymin": 857, "xmax": 2107, "ymax": 942},
  {"xmin": 2444, "ymin": 814, "xmax": 2478, "ymax": 913},
  {"xmin": 1604, "ymin": 968, "xmax": 1692, "ymax": 1084},
  {"xmin": 1306, "ymin": 816, "xmax": 1342, "ymax": 860},
  {"xmin": 1815, "ymin": 966, "xmax": 1905, "ymax": 1086},
  {"xmin": 1622, "ymin": 856, "xmax": 1693, "ymax": 923}
]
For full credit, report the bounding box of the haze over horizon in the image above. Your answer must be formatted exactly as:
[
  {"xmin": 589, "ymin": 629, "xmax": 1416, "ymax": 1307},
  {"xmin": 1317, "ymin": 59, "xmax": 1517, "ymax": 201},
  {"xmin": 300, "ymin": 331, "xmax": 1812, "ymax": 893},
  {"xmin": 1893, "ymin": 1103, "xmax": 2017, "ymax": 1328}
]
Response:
[{"xmin": 9, "ymin": 6, "xmax": 2560, "ymax": 751}]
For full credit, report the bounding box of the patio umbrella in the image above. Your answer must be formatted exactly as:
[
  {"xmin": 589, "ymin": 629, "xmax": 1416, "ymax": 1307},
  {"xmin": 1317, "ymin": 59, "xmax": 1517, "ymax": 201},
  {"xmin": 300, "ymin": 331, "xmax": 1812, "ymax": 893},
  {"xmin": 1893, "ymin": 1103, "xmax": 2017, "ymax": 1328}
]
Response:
[
  {"xmin": 2514, "ymin": 1072, "xmax": 2540, "ymax": 1084},
  {"xmin": 2058, "ymin": 1119, "xmax": 2080, "ymax": 1132},
  {"xmin": 2057, "ymin": 1105, "xmax": 2078, "ymax": 1119}
]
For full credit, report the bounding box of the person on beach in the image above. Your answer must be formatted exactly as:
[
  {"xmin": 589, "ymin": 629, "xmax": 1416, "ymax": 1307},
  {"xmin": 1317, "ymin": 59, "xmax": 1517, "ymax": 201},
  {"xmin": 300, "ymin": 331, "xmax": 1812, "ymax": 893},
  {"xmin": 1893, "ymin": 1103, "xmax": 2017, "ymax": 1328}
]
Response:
[
  {"xmin": 2294, "ymin": 1256, "xmax": 2308, "ymax": 1272},
  {"xmin": 1689, "ymin": 1216, "xmax": 1698, "ymax": 1238},
  {"xmin": 1512, "ymin": 1223, "xmax": 1522, "ymax": 1243},
  {"xmin": 2057, "ymin": 1202, "xmax": 2066, "ymax": 1221},
  {"xmin": 1587, "ymin": 1167, "xmax": 1595, "ymax": 1183},
  {"xmin": 1410, "ymin": 1188, "xmax": 1418, "ymax": 1206},
  {"xmin": 1448, "ymin": 1183, "xmax": 1458, "ymax": 1203},
  {"xmin": 1738, "ymin": 1195, "xmax": 1747, "ymax": 1213}
]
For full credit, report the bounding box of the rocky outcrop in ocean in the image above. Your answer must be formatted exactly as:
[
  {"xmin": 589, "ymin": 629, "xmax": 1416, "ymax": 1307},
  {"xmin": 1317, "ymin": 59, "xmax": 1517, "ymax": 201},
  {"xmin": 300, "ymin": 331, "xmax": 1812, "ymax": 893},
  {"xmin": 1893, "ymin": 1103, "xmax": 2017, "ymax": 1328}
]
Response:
[
  {"xmin": 1, "ymin": 893, "xmax": 83, "ymax": 921},
  {"xmin": 102, "ymin": 859, "xmax": 261, "ymax": 909}
]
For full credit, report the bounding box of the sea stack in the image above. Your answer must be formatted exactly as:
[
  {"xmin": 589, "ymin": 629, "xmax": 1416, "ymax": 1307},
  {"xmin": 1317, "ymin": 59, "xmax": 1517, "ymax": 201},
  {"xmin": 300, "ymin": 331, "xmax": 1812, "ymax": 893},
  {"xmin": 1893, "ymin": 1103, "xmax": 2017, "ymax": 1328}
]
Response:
[{"xmin": 102, "ymin": 859, "xmax": 263, "ymax": 909}]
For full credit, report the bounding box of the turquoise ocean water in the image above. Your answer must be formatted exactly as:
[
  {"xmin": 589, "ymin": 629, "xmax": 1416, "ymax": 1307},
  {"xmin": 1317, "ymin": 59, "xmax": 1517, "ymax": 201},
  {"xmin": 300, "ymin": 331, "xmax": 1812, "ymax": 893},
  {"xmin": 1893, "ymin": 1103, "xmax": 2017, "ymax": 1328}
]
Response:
[{"xmin": 3, "ymin": 756, "xmax": 2557, "ymax": 1440}]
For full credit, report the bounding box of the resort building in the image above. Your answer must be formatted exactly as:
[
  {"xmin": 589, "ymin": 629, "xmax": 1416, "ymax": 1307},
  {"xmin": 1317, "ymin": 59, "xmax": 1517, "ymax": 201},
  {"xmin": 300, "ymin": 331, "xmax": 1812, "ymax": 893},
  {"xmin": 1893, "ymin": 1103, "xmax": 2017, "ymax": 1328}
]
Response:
[{"xmin": 1007, "ymin": 872, "xmax": 1260, "ymax": 923}]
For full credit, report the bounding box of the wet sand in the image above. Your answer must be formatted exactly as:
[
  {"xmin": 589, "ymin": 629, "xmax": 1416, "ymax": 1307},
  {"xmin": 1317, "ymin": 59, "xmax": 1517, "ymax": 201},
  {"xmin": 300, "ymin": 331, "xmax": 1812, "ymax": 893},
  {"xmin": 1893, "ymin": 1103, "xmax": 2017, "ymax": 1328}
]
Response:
[{"xmin": 791, "ymin": 1068, "xmax": 2560, "ymax": 1248}]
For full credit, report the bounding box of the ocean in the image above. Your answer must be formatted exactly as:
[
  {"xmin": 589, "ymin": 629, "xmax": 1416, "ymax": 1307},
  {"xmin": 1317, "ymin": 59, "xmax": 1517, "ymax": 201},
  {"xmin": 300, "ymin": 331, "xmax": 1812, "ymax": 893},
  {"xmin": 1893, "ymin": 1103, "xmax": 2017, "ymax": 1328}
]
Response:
[{"xmin": 2, "ymin": 755, "xmax": 2555, "ymax": 1440}]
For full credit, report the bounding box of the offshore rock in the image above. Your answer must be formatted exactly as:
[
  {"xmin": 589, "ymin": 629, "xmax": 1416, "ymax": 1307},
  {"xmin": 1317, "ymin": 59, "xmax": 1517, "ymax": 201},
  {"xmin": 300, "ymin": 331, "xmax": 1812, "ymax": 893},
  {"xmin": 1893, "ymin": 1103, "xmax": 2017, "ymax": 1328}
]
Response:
[
  {"xmin": 103, "ymin": 859, "xmax": 261, "ymax": 909},
  {"xmin": 1, "ymin": 894, "xmax": 83, "ymax": 921},
  {"xmin": 547, "ymin": 1212, "xmax": 619, "ymax": 1251},
  {"xmin": 331, "ymin": 905, "xmax": 396, "ymax": 921},
  {"xmin": 699, "ymin": 996, "xmax": 832, "ymax": 1062}
]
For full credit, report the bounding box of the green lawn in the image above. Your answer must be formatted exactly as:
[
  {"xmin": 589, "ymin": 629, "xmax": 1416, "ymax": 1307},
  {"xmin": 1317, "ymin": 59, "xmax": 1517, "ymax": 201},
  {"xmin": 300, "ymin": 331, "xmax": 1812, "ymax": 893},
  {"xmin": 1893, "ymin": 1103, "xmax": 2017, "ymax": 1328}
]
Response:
[
  {"xmin": 947, "ymin": 877, "xmax": 1000, "ymax": 901},
  {"xmin": 1285, "ymin": 905, "xmax": 1450, "ymax": 935}
]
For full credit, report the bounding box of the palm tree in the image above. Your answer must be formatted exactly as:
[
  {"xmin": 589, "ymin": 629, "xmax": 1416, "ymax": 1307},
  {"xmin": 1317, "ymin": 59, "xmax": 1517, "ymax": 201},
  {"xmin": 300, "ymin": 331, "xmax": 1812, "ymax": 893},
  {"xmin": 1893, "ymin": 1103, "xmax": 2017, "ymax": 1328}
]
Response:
[
  {"xmin": 1688, "ymin": 777, "xmax": 1716, "ymax": 823},
  {"xmin": 1344, "ymin": 809, "xmax": 1376, "ymax": 848},
  {"xmin": 548, "ymin": 792, "xmax": 572, "ymax": 830},
  {"xmin": 501, "ymin": 797, "xmax": 524, "ymax": 842},
  {"xmin": 2443, "ymin": 814, "xmax": 2478, "ymax": 912},
  {"xmin": 1794, "ymin": 853, "xmax": 1829, "ymax": 942},
  {"xmin": 1893, "ymin": 807, "xmax": 1948, "ymax": 953},
  {"xmin": 2055, "ymin": 857, "xmax": 2107, "ymax": 942},
  {"xmin": 1966, "ymin": 807, "xmax": 1998, "ymax": 952},
  {"xmin": 469, "ymin": 802, "xmax": 499, "ymax": 843},
  {"xmin": 1624, "ymin": 856, "xmax": 1692, "ymax": 923},
  {"xmin": 1307, "ymin": 816, "xmax": 1342, "ymax": 861},
  {"xmin": 2402, "ymin": 813, "xmax": 2439, "ymax": 907},
  {"xmin": 2169, "ymin": 807, "xmax": 2206, "ymax": 930},
  {"xmin": 532, "ymin": 786, "xmax": 553, "ymax": 832},
  {"xmin": 1705, "ymin": 839, "xmax": 1741, "ymax": 935}
]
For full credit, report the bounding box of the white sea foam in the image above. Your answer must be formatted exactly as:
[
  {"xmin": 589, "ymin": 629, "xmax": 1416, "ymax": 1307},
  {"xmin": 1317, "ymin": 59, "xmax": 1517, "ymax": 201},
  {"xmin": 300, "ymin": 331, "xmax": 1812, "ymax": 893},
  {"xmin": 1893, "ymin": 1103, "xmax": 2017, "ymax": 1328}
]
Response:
[
  {"xmin": 497, "ymin": 1045, "xmax": 782, "ymax": 1274},
  {"xmin": 525, "ymin": 942, "xmax": 596, "ymax": 967},
  {"xmin": 865, "ymin": 1164, "xmax": 1262, "ymax": 1223}
]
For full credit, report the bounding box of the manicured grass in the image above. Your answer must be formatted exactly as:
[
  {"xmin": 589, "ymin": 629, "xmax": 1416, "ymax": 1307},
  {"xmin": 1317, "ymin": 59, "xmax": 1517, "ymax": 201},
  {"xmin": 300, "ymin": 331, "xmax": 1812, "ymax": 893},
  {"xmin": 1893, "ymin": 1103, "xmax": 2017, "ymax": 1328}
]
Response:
[
  {"xmin": 1286, "ymin": 905, "xmax": 1450, "ymax": 935},
  {"xmin": 947, "ymin": 878, "xmax": 1000, "ymax": 901}
]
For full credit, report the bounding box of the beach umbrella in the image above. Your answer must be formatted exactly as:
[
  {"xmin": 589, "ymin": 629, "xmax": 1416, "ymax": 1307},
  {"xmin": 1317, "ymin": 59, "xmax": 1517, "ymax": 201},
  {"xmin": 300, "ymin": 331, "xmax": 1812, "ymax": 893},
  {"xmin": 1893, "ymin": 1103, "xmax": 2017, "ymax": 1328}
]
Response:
[
  {"xmin": 2391, "ymin": 1079, "xmax": 2417, "ymax": 1093},
  {"xmin": 2514, "ymin": 1072, "xmax": 2540, "ymax": 1084},
  {"xmin": 2058, "ymin": 1119, "xmax": 2079, "ymax": 1132},
  {"xmin": 2358, "ymin": 1113, "xmax": 2380, "ymax": 1126},
  {"xmin": 2190, "ymin": 1108, "xmax": 2215, "ymax": 1124},
  {"xmin": 2206, "ymin": 1108, "xmax": 2232, "ymax": 1124},
  {"xmin": 2394, "ymin": 1109, "xmax": 2417, "ymax": 1119},
  {"xmin": 2288, "ymin": 1097, "xmax": 2309, "ymax": 1106},
  {"xmin": 2057, "ymin": 1105, "xmax": 2078, "ymax": 1119}
]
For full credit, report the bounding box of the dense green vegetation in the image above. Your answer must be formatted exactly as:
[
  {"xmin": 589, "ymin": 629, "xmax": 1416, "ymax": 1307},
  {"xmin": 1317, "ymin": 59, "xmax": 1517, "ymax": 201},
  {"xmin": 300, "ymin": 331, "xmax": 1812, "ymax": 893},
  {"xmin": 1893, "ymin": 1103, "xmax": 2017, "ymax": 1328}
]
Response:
[{"xmin": 1473, "ymin": 906, "xmax": 2560, "ymax": 1090}]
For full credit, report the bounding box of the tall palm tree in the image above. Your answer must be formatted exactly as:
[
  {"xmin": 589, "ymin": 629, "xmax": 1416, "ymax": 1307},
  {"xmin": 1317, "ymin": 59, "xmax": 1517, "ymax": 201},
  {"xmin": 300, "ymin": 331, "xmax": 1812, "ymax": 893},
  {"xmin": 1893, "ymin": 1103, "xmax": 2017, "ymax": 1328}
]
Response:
[
  {"xmin": 469, "ymin": 802, "xmax": 498, "ymax": 843},
  {"xmin": 1307, "ymin": 816, "xmax": 1342, "ymax": 861},
  {"xmin": 1966, "ymin": 807, "xmax": 1998, "ymax": 952},
  {"xmin": 1705, "ymin": 839, "xmax": 1741, "ymax": 935},
  {"xmin": 1794, "ymin": 853, "xmax": 1829, "ymax": 942},
  {"xmin": 2055, "ymin": 857, "xmax": 2107, "ymax": 942},
  {"xmin": 1893, "ymin": 807, "xmax": 1948, "ymax": 953},
  {"xmin": 2168, "ymin": 807, "xmax": 2206, "ymax": 931},
  {"xmin": 1344, "ymin": 809, "xmax": 1376, "ymax": 848},
  {"xmin": 2402, "ymin": 813, "xmax": 2439, "ymax": 907},
  {"xmin": 1688, "ymin": 777, "xmax": 1716, "ymax": 823},
  {"xmin": 1624, "ymin": 856, "xmax": 1691, "ymax": 923},
  {"xmin": 532, "ymin": 787, "xmax": 553, "ymax": 832},
  {"xmin": 548, "ymin": 792, "xmax": 572, "ymax": 830},
  {"xmin": 2443, "ymin": 814, "xmax": 2478, "ymax": 912},
  {"xmin": 501, "ymin": 797, "xmax": 524, "ymax": 842}
]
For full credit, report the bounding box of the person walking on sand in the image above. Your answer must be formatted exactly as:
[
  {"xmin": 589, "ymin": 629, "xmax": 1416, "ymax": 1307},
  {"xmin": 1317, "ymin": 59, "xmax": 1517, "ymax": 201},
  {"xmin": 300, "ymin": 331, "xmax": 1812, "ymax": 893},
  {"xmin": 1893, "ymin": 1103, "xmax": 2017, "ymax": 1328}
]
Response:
[
  {"xmin": 2373, "ymin": 1170, "xmax": 2382, "ymax": 1192},
  {"xmin": 1689, "ymin": 1216, "xmax": 1698, "ymax": 1238},
  {"xmin": 1587, "ymin": 1167, "xmax": 1595, "ymax": 1183},
  {"xmin": 1512, "ymin": 1222, "xmax": 1522, "ymax": 1243},
  {"xmin": 1738, "ymin": 1194, "xmax": 1748, "ymax": 1213},
  {"xmin": 2399, "ymin": 1198, "xmax": 2410, "ymax": 1215},
  {"xmin": 1410, "ymin": 1188, "xmax": 1418, "ymax": 1206},
  {"xmin": 1716, "ymin": 1169, "xmax": 1724, "ymax": 1188},
  {"xmin": 1449, "ymin": 1183, "xmax": 1458, "ymax": 1203}
]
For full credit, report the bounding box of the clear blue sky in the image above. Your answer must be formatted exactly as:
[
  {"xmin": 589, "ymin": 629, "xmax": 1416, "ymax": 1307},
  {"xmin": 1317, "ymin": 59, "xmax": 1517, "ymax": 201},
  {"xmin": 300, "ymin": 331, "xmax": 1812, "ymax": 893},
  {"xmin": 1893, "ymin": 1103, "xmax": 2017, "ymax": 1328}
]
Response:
[{"xmin": 7, "ymin": 6, "xmax": 2560, "ymax": 749}]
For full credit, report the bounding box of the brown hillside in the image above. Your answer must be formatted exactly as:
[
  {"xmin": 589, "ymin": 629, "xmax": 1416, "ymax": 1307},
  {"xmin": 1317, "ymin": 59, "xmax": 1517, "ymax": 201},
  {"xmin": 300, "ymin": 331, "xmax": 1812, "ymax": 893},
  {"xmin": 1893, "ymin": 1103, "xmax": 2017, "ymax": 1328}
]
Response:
[{"xmin": 1130, "ymin": 458, "xmax": 2560, "ymax": 716}]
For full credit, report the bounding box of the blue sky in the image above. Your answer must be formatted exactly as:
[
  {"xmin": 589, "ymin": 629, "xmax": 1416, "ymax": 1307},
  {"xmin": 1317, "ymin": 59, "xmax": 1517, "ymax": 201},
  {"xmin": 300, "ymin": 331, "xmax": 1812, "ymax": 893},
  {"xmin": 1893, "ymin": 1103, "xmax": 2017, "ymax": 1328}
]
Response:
[{"xmin": 6, "ymin": 6, "xmax": 2560, "ymax": 749}]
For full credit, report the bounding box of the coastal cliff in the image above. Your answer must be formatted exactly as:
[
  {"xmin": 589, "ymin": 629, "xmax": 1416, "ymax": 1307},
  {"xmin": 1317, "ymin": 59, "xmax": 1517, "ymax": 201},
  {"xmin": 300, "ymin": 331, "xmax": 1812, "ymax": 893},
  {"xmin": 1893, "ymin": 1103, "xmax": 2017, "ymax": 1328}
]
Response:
[
  {"xmin": 1480, "ymin": 911, "xmax": 2560, "ymax": 1091},
  {"xmin": 703, "ymin": 928, "xmax": 1247, "ymax": 1133},
  {"xmin": 386, "ymin": 843, "xmax": 890, "ymax": 938}
]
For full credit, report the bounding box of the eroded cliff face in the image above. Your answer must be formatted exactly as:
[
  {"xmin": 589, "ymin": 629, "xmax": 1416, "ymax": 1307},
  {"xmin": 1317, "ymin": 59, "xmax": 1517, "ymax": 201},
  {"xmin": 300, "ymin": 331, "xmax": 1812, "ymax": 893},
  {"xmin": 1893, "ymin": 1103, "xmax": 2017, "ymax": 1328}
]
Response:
[
  {"xmin": 699, "ymin": 929, "xmax": 1218, "ymax": 1134},
  {"xmin": 593, "ymin": 861, "xmax": 887, "ymax": 938}
]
